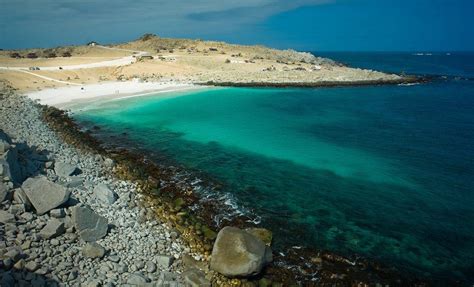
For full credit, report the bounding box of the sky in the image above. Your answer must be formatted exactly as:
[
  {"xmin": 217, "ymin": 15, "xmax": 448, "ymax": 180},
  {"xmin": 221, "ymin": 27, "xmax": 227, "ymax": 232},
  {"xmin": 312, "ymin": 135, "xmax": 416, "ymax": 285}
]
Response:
[{"xmin": 0, "ymin": 0, "xmax": 473, "ymax": 51}]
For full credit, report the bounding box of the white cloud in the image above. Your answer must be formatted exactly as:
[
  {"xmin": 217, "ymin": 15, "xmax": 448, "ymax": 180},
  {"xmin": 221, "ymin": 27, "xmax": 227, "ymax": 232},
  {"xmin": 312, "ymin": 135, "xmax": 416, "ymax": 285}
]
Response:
[
  {"xmin": 1, "ymin": 0, "xmax": 332, "ymax": 25},
  {"xmin": 0, "ymin": 0, "xmax": 333, "ymax": 48}
]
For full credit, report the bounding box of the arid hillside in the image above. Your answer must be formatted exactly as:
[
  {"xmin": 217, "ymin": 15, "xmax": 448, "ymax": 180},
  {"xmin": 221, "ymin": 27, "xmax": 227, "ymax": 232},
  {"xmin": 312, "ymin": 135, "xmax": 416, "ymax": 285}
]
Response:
[{"xmin": 0, "ymin": 34, "xmax": 412, "ymax": 91}]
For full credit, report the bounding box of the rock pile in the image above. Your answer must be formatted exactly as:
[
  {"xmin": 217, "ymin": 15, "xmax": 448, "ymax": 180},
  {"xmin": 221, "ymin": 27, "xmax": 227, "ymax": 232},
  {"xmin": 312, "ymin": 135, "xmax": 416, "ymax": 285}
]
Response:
[{"xmin": 0, "ymin": 86, "xmax": 187, "ymax": 286}]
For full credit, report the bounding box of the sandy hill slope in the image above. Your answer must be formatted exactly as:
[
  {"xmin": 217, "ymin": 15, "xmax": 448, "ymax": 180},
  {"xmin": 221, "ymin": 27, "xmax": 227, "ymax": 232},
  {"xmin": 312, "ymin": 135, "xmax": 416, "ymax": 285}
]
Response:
[{"xmin": 0, "ymin": 34, "xmax": 415, "ymax": 91}]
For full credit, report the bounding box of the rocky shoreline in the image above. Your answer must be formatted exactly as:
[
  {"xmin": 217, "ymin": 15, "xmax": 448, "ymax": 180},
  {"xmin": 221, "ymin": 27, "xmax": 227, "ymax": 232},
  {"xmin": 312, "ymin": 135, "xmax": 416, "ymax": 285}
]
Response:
[
  {"xmin": 0, "ymin": 81, "xmax": 285, "ymax": 286},
  {"xmin": 1, "ymin": 81, "xmax": 436, "ymax": 286},
  {"xmin": 0, "ymin": 83, "xmax": 195, "ymax": 286},
  {"xmin": 199, "ymin": 75, "xmax": 425, "ymax": 89}
]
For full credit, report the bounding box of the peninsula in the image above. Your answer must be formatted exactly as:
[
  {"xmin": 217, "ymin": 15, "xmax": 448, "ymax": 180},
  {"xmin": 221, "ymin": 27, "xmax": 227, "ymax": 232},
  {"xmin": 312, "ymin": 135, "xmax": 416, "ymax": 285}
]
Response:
[{"xmin": 0, "ymin": 34, "xmax": 418, "ymax": 107}]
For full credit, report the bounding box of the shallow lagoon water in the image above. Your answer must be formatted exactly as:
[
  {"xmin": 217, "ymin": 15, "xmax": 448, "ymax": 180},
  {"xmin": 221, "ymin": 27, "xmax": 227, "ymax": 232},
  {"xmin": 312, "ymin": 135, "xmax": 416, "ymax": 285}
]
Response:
[{"xmin": 75, "ymin": 53, "xmax": 474, "ymax": 281}]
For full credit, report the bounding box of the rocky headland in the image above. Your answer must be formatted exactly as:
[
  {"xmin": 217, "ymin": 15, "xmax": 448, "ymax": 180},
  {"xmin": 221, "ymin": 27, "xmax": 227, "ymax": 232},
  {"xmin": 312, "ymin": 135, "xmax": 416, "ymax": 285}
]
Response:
[{"xmin": 0, "ymin": 34, "xmax": 423, "ymax": 93}]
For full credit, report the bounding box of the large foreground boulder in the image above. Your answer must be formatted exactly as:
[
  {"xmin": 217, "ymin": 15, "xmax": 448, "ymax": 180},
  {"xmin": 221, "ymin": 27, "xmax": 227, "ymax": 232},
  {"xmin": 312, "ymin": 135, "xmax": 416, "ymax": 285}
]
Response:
[
  {"xmin": 72, "ymin": 205, "xmax": 108, "ymax": 242},
  {"xmin": 210, "ymin": 226, "xmax": 273, "ymax": 277},
  {"xmin": 22, "ymin": 176, "xmax": 70, "ymax": 215}
]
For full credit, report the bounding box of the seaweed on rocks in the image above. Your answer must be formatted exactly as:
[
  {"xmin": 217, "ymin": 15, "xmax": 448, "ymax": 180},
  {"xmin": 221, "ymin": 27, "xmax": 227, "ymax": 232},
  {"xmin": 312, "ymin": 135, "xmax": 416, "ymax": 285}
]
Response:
[{"xmin": 42, "ymin": 107, "xmax": 104, "ymax": 154}]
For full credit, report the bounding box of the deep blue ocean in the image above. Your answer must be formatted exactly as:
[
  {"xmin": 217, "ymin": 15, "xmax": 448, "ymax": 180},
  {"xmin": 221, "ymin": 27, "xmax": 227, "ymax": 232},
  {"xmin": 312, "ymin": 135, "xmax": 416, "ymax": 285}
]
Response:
[{"xmin": 74, "ymin": 52, "xmax": 474, "ymax": 282}]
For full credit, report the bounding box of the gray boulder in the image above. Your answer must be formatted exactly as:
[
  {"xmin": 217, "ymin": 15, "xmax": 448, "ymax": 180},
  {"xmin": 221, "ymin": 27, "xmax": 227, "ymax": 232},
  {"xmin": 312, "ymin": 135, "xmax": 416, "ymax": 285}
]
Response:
[
  {"xmin": 210, "ymin": 226, "xmax": 272, "ymax": 277},
  {"xmin": 66, "ymin": 176, "xmax": 84, "ymax": 188},
  {"xmin": 20, "ymin": 212, "xmax": 34, "ymax": 222},
  {"xmin": 0, "ymin": 182, "xmax": 8, "ymax": 202},
  {"xmin": 25, "ymin": 261, "xmax": 39, "ymax": 272},
  {"xmin": 50, "ymin": 208, "xmax": 65, "ymax": 218},
  {"xmin": 127, "ymin": 273, "xmax": 149, "ymax": 285},
  {"xmin": 22, "ymin": 176, "xmax": 70, "ymax": 215},
  {"xmin": 54, "ymin": 162, "xmax": 78, "ymax": 177},
  {"xmin": 0, "ymin": 210, "xmax": 15, "ymax": 224},
  {"xmin": 12, "ymin": 188, "xmax": 31, "ymax": 208},
  {"xmin": 84, "ymin": 279, "xmax": 102, "ymax": 287},
  {"xmin": 82, "ymin": 242, "xmax": 106, "ymax": 258},
  {"xmin": 4, "ymin": 247, "xmax": 22, "ymax": 262},
  {"xmin": 146, "ymin": 261, "xmax": 156, "ymax": 273},
  {"xmin": 39, "ymin": 218, "xmax": 65, "ymax": 239},
  {"xmin": 72, "ymin": 205, "xmax": 108, "ymax": 242},
  {"xmin": 156, "ymin": 255, "xmax": 173, "ymax": 269},
  {"xmin": 94, "ymin": 183, "xmax": 117, "ymax": 205}
]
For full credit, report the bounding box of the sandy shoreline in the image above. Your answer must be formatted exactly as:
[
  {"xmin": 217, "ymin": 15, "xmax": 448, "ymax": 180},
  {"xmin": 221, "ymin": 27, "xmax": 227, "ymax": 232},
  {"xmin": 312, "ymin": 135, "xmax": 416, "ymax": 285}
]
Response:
[{"xmin": 26, "ymin": 81, "xmax": 207, "ymax": 109}]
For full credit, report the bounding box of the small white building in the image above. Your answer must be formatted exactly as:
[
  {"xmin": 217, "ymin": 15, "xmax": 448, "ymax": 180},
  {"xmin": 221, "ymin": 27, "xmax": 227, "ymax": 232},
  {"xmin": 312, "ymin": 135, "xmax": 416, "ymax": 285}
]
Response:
[{"xmin": 87, "ymin": 41, "xmax": 98, "ymax": 47}]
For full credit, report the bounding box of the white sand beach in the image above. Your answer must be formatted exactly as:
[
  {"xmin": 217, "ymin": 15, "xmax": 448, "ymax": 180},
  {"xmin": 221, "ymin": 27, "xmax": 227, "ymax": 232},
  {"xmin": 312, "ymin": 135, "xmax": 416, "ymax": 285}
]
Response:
[{"xmin": 26, "ymin": 80, "xmax": 205, "ymax": 108}]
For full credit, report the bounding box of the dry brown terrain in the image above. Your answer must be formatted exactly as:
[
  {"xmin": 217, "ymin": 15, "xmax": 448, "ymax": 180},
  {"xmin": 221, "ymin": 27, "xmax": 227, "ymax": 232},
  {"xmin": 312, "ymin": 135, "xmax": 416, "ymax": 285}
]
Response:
[{"xmin": 0, "ymin": 34, "xmax": 410, "ymax": 92}]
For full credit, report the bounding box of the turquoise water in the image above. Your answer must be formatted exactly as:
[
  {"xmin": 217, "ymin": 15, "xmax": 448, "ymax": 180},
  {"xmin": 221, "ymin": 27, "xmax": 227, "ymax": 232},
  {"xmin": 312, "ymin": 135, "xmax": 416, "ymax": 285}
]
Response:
[{"xmin": 75, "ymin": 53, "xmax": 474, "ymax": 281}]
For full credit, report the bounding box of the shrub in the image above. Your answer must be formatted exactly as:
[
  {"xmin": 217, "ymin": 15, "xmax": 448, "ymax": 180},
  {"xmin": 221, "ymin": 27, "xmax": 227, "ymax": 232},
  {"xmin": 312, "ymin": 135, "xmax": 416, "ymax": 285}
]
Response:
[
  {"xmin": 62, "ymin": 51, "xmax": 72, "ymax": 57},
  {"xmin": 26, "ymin": 52, "xmax": 38, "ymax": 59},
  {"xmin": 10, "ymin": 52, "xmax": 21, "ymax": 58},
  {"xmin": 140, "ymin": 33, "xmax": 156, "ymax": 41}
]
